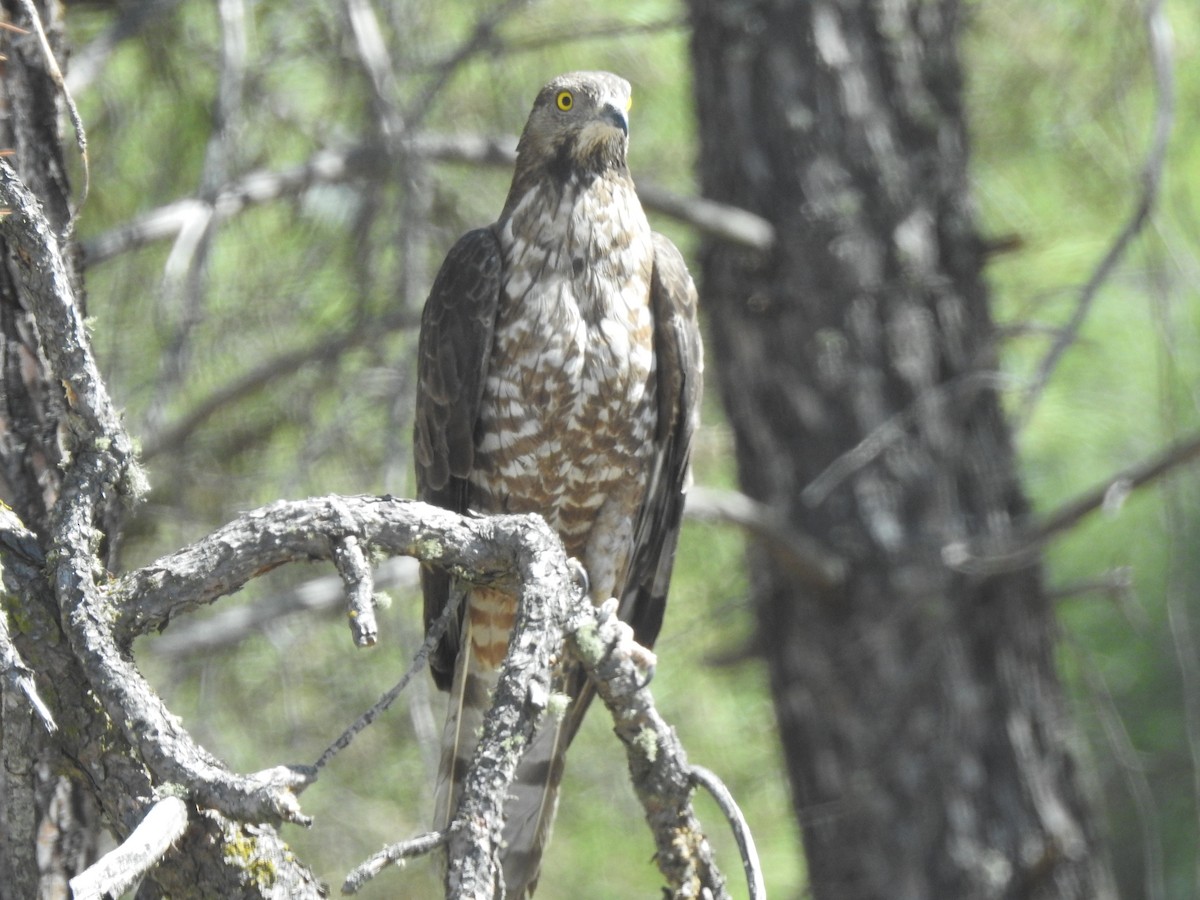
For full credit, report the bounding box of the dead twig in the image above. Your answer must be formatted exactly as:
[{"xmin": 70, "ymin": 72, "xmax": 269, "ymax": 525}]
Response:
[
  {"xmin": 944, "ymin": 431, "xmax": 1200, "ymax": 574},
  {"xmin": 313, "ymin": 600, "xmax": 453, "ymax": 772},
  {"xmin": 1017, "ymin": 0, "xmax": 1174, "ymax": 428},
  {"xmin": 342, "ymin": 831, "xmax": 447, "ymax": 894},
  {"xmin": 690, "ymin": 765, "xmax": 765, "ymax": 900}
]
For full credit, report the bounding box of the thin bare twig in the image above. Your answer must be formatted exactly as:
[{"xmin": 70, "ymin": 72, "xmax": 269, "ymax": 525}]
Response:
[
  {"xmin": 1047, "ymin": 567, "xmax": 1135, "ymax": 604},
  {"xmin": 1068, "ymin": 634, "xmax": 1165, "ymax": 900},
  {"xmin": 342, "ymin": 830, "xmax": 447, "ymax": 894},
  {"xmin": 802, "ymin": 369, "xmax": 1012, "ymax": 508},
  {"xmin": 313, "ymin": 600, "xmax": 452, "ymax": 772},
  {"xmin": 1031, "ymin": 431, "xmax": 1200, "ymax": 546},
  {"xmin": 402, "ymin": 0, "xmax": 527, "ymax": 131},
  {"xmin": 943, "ymin": 431, "xmax": 1200, "ymax": 575},
  {"xmin": 145, "ymin": 0, "xmax": 248, "ymax": 434},
  {"xmin": 65, "ymin": 0, "xmax": 185, "ymax": 93},
  {"xmin": 343, "ymin": 0, "xmax": 405, "ymax": 140},
  {"xmin": 1017, "ymin": 0, "xmax": 1174, "ymax": 428},
  {"xmin": 690, "ymin": 765, "xmax": 765, "ymax": 900},
  {"xmin": 139, "ymin": 306, "xmax": 414, "ymax": 460},
  {"xmin": 686, "ymin": 485, "xmax": 845, "ymax": 588},
  {"xmin": 498, "ymin": 15, "xmax": 684, "ymax": 55},
  {"xmin": 1150, "ymin": 260, "xmax": 1200, "ymax": 896},
  {"xmin": 0, "ymin": 609, "xmax": 57, "ymax": 734}
]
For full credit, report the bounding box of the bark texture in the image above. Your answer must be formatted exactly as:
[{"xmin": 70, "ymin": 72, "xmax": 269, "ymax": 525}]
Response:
[{"xmin": 687, "ymin": 1, "xmax": 1115, "ymax": 898}]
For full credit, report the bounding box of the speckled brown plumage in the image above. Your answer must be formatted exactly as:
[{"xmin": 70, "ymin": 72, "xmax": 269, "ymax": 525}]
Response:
[{"xmin": 413, "ymin": 70, "xmax": 702, "ymax": 898}]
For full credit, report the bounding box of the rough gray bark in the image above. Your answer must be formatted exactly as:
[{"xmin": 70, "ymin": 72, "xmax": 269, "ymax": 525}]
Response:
[{"xmin": 687, "ymin": 1, "xmax": 1116, "ymax": 898}]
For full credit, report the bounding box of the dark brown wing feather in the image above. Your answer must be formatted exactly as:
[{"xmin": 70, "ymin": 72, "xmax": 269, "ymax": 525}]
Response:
[
  {"xmin": 414, "ymin": 226, "xmax": 503, "ymax": 689},
  {"xmin": 620, "ymin": 231, "xmax": 704, "ymax": 649}
]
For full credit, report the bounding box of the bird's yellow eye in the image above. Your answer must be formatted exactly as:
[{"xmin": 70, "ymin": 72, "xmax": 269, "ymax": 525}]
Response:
[
  {"xmin": 555, "ymin": 90, "xmax": 574, "ymax": 111},
  {"xmin": 626, "ymin": 95, "xmax": 633, "ymax": 112}
]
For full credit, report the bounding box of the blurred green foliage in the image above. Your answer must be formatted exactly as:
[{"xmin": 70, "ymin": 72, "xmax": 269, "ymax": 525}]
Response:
[
  {"xmin": 56, "ymin": 0, "xmax": 1200, "ymax": 897},
  {"xmin": 970, "ymin": 2, "xmax": 1200, "ymax": 898}
]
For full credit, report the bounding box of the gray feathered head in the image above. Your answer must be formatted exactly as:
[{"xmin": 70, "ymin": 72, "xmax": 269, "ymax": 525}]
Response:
[{"xmin": 512, "ymin": 71, "xmax": 633, "ymax": 183}]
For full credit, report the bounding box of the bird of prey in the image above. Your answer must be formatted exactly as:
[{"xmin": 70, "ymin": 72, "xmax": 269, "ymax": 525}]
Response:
[{"xmin": 413, "ymin": 70, "xmax": 703, "ymax": 897}]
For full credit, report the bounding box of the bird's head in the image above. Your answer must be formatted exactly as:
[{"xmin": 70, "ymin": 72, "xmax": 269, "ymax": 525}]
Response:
[{"xmin": 513, "ymin": 71, "xmax": 633, "ymax": 184}]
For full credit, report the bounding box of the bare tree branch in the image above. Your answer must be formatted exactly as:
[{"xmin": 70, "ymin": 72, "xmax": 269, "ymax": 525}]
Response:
[
  {"xmin": 68, "ymin": 795, "xmax": 190, "ymax": 900},
  {"xmin": 144, "ymin": 557, "xmax": 418, "ymax": 657},
  {"xmin": 1069, "ymin": 634, "xmax": 1165, "ymax": 900},
  {"xmin": 0, "ymin": 611, "xmax": 56, "ymax": 734},
  {"xmin": 314, "ymin": 599, "xmax": 452, "ymax": 773},
  {"xmin": 497, "ymin": 15, "xmax": 685, "ymax": 55},
  {"xmin": 82, "ymin": 136, "xmax": 775, "ymax": 267},
  {"xmin": 65, "ymin": 0, "xmax": 186, "ymax": 94},
  {"xmin": 801, "ymin": 369, "xmax": 1013, "ymax": 508},
  {"xmin": 3, "ymin": 145, "xmax": 325, "ymax": 896},
  {"xmin": 1030, "ymin": 431, "xmax": 1200, "ymax": 546},
  {"xmin": 143, "ymin": 0, "xmax": 250, "ymax": 434},
  {"xmin": 402, "ymin": 0, "xmax": 527, "ymax": 131},
  {"xmin": 149, "ymin": 483, "xmax": 842, "ymax": 662},
  {"xmin": 0, "ymin": 160, "xmax": 137, "ymax": 467},
  {"xmin": 146, "ymin": 483, "xmax": 840, "ymax": 664},
  {"xmin": 342, "ymin": 830, "xmax": 447, "ymax": 894},
  {"xmin": 343, "ymin": 0, "xmax": 405, "ymax": 141},
  {"xmin": 139, "ymin": 306, "xmax": 415, "ymax": 460},
  {"xmin": 14, "ymin": 0, "xmax": 89, "ymax": 220},
  {"xmin": 309, "ymin": 503, "xmax": 735, "ymax": 898},
  {"xmin": 1017, "ymin": 0, "xmax": 1174, "ymax": 427},
  {"xmin": 944, "ymin": 431, "xmax": 1200, "ymax": 574},
  {"xmin": 686, "ymin": 485, "xmax": 845, "ymax": 588},
  {"xmin": 569, "ymin": 599, "xmax": 731, "ymax": 900}
]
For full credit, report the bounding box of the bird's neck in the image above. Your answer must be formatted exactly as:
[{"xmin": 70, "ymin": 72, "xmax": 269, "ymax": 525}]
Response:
[
  {"xmin": 495, "ymin": 169, "xmax": 652, "ymax": 327},
  {"xmin": 498, "ymin": 169, "xmax": 649, "ymax": 268}
]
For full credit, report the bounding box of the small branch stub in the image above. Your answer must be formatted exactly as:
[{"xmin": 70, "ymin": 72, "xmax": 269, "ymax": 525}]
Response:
[{"xmin": 333, "ymin": 533, "xmax": 379, "ymax": 647}]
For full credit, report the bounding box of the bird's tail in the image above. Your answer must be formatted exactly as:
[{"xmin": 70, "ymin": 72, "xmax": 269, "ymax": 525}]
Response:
[{"xmin": 434, "ymin": 586, "xmax": 588, "ymax": 898}]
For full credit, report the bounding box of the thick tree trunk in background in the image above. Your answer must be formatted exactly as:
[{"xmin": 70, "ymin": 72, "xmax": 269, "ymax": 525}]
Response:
[{"xmin": 688, "ymin": 1, "xmax": 1115, "ymax": 898}]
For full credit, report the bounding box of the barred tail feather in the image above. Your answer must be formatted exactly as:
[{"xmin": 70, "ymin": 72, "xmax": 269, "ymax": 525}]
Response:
[
  {"xmin": 499, "ymin": 711, "xmax": 569, "ymax": 897},
  {"xmin": 433, "ymin": 610, "xmax": 500, "ymax": 834}
]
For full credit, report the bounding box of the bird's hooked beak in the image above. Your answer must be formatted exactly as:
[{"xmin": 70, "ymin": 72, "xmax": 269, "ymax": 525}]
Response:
[{"xmin": 599, "ymin": 101, "xmax": 629, "ymax": 137}]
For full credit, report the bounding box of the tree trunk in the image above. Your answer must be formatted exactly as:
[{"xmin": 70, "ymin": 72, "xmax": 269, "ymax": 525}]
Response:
[{"xmin": 687, "ymin": 1, "xmax": 1115, "ymax": 897}]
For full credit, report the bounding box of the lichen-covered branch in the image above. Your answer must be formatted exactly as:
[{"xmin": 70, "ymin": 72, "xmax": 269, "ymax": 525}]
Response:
[
  {"xmin": 0, "ymin": 160, "xmax": 137, "ymax": 476},
  {"xmin": 567, "ymin": 599, "xmax": 730, "ymax": 900},
  {"xmin": 2, "ymin": 144, "xmax": 322, "ymax": 894}
]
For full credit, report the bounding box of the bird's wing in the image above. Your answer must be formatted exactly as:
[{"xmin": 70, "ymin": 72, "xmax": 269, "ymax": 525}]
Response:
[
  {"xmin": 413, "ymin": 226, "xmax": 503, "ymax": 690},
  {"xmin": 620, "ymin": 230, "xmax": 704, "ymax": 648}
]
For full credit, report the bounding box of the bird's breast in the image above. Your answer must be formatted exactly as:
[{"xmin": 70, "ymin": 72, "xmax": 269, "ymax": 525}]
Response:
[{"xmin": 470, "ymin": 179, "xmax": 657, "ymax": 554}]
